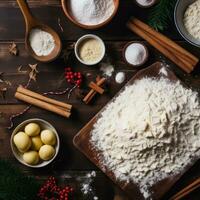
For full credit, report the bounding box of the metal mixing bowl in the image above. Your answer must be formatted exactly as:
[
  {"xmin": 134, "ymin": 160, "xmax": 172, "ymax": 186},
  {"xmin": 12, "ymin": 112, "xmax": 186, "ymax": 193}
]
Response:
[{"xmin": 174, "ymin": 0, "xmax": 200, "ymax": 48}]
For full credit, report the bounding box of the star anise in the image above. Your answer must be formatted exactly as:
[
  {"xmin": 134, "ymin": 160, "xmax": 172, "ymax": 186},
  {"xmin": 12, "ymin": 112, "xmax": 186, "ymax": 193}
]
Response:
[
  {"xmin": 9, "ymin": 42, "xmax": 18, "ymax": 55},
  {"xmin": 29, "ymin": 64, "xmax": 39, "ymax": 82}
]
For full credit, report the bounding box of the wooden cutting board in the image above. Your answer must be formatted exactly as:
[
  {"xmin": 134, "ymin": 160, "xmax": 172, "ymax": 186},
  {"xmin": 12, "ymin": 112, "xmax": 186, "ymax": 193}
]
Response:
[{"xmin": 73, "ymin": 62, "xmax": 193, "ymax": 200}]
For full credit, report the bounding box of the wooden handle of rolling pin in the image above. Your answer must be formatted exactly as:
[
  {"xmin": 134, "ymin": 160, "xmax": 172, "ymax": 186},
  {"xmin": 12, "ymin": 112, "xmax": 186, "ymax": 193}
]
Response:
[
  {"xmin": 15, "ymin": 92, "xmax": 71, "ymax": 118},
  {"xmin": 17, "ymin": 86, "xmax": 72, "ymax": 111}
]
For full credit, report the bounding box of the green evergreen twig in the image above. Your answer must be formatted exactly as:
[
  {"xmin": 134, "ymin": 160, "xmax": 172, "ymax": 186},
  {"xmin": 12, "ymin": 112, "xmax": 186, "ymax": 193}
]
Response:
[
  {"xmin": 148, "ymin": 0, "xmax": 177, "ymax": 31},
  {"xmin": 0, "ymin": 160, "xmax": 40, "ymax": 200}
]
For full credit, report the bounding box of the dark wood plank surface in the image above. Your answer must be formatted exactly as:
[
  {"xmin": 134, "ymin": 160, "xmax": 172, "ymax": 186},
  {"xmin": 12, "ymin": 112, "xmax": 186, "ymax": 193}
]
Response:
[{"xmin": 0, "ymin": 0, "xmax": 200, "ymax": 200}]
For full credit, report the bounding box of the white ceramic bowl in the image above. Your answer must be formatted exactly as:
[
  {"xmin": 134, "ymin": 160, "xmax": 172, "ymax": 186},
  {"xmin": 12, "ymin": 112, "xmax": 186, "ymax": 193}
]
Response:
[
  {"xmin": 174, "ymin": 0, "xmax": 200, "ymax": 48},
  {"xmin": 11, "ymin": 118, "xmax": 60, "ymax": 168},
  {"xmin": 74, "ymin": 34, "xmax": 106, "ymax": 66}
]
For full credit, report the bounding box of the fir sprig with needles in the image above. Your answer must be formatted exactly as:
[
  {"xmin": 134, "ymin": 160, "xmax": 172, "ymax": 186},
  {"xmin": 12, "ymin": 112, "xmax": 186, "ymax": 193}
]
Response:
[
  {"xmin": 148, "ymin": 0, "xmax": 177, "ymax": 31},
  {"xmin": 0, "ymin": 159, "xmax": 40, "ymax": 200}
]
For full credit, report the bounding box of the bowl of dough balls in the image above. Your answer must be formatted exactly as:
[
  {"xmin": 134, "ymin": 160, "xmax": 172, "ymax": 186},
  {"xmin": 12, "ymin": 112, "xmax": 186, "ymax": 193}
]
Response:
[{"xmin": 11, "ymin": 119, "xmax": 60, "ymax": 168}]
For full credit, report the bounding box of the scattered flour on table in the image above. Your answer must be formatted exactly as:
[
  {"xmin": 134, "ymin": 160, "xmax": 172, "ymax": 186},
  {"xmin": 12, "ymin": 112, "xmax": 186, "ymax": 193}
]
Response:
[
  {"xmin": 100, "ymin": 63, "xmax": 114, "ymax": 77},
  {"xmin": 90, "ymin": 76, "xmax": 200, "ymax": 199},
  {"xmin": 159, "ymin": 67, "xmax": 168, "ymax": 76},
  {"xmin": 81, "ymin": 171, "xmax": 98, "ymax": 200}
]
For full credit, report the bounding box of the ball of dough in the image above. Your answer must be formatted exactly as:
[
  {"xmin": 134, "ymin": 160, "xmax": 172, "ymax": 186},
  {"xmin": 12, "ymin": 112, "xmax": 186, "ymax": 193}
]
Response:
[
  {"xmin": 13, "ymin": 131, "xmax": 31, "ymax": 152},
  {"xmin": 39, "ymin": 145, "xmax": 55, "ymax": 161},
  {"xmin": 41, "ymin": 130, "xmax": 56, "ymax": 145},
  {"xmin": 23, "ymin": 151, "xmax": 39, "ymax": 165},
  {"xmin": 31, "ymin": 136, "xmax": 43, "ymax": 151},
  {"xmin": 25, "ymin": 123, "xmax": 40, "ymax": 136}
]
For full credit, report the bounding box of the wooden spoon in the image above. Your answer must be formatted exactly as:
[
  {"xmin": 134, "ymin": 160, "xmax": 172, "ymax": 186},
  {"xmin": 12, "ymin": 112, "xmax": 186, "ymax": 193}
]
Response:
[{"xmin": 17, "ymin": 0, "xmax": 62, "ymax": 62}]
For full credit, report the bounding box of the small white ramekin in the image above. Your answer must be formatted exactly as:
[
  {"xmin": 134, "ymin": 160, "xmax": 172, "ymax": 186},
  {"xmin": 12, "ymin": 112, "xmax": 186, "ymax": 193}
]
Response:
[{"xmin": 74, "ymin": 34, "xmax": 106, "ymax": 66}]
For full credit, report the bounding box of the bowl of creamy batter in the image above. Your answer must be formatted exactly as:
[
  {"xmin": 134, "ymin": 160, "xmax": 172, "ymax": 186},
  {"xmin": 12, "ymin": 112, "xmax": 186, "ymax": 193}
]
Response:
[{"xmin": 174, "ymin": 0, "xmax": 200, "ymax": 48}]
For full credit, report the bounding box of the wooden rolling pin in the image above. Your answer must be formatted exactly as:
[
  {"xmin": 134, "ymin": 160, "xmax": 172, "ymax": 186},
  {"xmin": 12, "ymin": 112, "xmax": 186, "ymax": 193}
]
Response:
[{"xmin": 127, "ymin": 18, "xmax": 199, "ymax": 73}]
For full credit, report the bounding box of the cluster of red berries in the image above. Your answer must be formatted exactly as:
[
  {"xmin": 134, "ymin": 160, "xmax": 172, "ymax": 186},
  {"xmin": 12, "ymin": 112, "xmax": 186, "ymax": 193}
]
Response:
[
  {"xmin": 65, "ymin": 67, "xmax": 83, "ymax": 88},
  {"xmin": 38, "ymin": 176, "xmax": 73, "ymax": 200}
]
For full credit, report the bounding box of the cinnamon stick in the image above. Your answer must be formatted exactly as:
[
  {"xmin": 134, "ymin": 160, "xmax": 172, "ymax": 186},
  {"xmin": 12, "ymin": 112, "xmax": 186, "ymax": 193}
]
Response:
[
  {"xmin": 127, "ymin": 20, "xmax": 191, "ymax": 73},
  {"xmin": 127, "ymin": 18, "xmax": 199, "ymax": 73},
  {"xmin": 131, "ymin": 18, "xmax": 199, "ymax": 66},
  {"xmin": 170, "ymin": 177, "xmax": 200, "ymax": 200},
  {"xmin": 15, "ymin": 92, "xmax": 71, "ymax": 118},
  {"xmin": 83, "ymin": 77, "xmax": 106, "ymax": 104},
  {"xmin": 17, "ymin": 86, "xmax": 72, "ymax": 111},
  {"xmin": 89, "ymin": 82, "xmax": 105, "ymax": 94}
]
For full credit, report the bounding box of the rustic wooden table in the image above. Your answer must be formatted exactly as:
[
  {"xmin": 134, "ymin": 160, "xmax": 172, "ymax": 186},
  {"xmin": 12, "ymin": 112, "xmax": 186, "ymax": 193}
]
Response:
[{"xmin": 1, "ymin": 1, "xmax": 200, "ymax": 200}]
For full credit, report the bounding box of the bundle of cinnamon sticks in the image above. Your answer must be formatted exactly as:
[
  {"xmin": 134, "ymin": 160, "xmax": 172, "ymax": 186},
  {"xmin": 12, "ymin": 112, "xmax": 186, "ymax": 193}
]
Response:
[
  {"xmin": 83, "ymin": 77, "xmax": 106, "ymax": 104},
  {"xmin": 127, "ymin": 18, "xmax": 199, "ymax": 73},
  {"xmin": 15, "ymin": 86, "xmax": 72, "ymax": 118}
]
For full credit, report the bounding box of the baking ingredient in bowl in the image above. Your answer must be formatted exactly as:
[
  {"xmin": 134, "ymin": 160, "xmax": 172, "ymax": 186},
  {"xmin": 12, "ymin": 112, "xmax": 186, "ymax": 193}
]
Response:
[
  {"xmin": 115, "ymin": 72, "xmax": 125, "ymax": 84},
  {"xmin": 184, "ymin": 0, "xmax": 200, "ymax": 40},
  {"xmin": 68, "ymin": 0, "xmax": 115, "ymax": 26},
  {"xmin": 41, "ymin": 130, "xmax": 56, "ymax": 145},
  {"xmin": 125, "ymin": 43, "xmax": 147, "ymax": 66},
  {"xmin": 13, "ymin": 132, "xmax": 31, "ymax": 152},
  {"xmin": 79, "ymin": 38, "xmax": 103, "ymax": 64},
  {"xmin": 31, "ymin": 136, "xmax": 43, "ymax": 151},
  {"xmin": 39, "ymin": 145, "xmax": 55, "ymax": 160},
  {"xmin": 25, "ymin": 123, "xmax": 40, "ymax": 136},
  {"xmin": 13, "ymin": 122, "xmax": 57, "ymax": 165},
  {"xmin": 23, "ymin": 151, "xmax": 39, "ymax": 165},
  {"xmin": 29, "ymin": 28, "xmax": 55, "ymax": 56},
  {"xmin": 136, "ymin": 0, "xmax": 156, "ymax": 7},
  {"xmin": 90, "ymin": 76, "xmax": 200, "ymax": 199}
]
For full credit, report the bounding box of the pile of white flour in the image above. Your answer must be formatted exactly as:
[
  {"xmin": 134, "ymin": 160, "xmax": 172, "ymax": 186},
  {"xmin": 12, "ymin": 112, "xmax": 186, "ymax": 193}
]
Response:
[
  {"xmin": 29, "ymin": 28, "xmax": 55, "ymax": 56},
  {"xmin": 68, "ymin": 0, "xmax": 115, "ymax": 25},
  {"xmin": 90, "ymin": 75, "xmax": 200, "ymax": 199}
]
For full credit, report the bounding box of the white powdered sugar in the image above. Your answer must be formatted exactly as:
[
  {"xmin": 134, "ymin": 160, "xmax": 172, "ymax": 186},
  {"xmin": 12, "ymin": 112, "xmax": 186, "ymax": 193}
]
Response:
[
  {"xmin": 90, "ymin": 77, "xmax": 200, "ymax": 199},
  {"xmin": 29, "ymin": 28, "xmax": 55, "ymax": 56},
  {"xmin": 100, "ymin": 63, "xmax": 114, "ymax": 77},
  {"xmin": 68, "ymin": 0, "xmax": 115, "ymax": 26},
  {"xmin": 81, "ymin": 171, "xmax": 98, "ymax": 199}
]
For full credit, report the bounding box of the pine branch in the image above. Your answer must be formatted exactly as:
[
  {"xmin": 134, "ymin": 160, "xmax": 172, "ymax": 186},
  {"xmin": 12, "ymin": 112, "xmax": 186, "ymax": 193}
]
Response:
[
  {"xmin": 148, "ymin": 0, "xmax": 177, "ymax": 31},
  {"xmin": 0, "ymin": 160, "xmax": 40, "ymax": 200}
]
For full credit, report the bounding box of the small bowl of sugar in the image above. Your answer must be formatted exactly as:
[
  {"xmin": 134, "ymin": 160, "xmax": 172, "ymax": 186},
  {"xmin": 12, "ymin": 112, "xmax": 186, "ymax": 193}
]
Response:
[
  {"xmin": 123, "ymin": 42, "xmax": 149, "ymax": 68},
  {"xmin": 61, "ymin": 0, "xmax": 119, "ymax": 29},
  {"xmin": 75, "ymin": 34, "xmax": 106, "ymax": 66}
]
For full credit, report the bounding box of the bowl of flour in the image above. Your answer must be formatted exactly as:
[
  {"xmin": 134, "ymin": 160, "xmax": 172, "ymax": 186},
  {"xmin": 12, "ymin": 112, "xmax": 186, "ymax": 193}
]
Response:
[
  {"xmin": 175, "ymin": 0, "xmax": 200, "ymax": 47},
  {"xmin": 61, "ymin": 0, "xmax": 119, "ymax": 29}
]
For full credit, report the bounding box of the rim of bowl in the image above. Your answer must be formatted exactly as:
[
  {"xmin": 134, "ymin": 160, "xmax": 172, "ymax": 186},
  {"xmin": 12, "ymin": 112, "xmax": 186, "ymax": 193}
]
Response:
[
  {"xmin": 74, "ymin": 34, "xmax": 106, "ymax": 66},
  {"xmin": 174, "ymin": 0, "xmax": 200, "ymax": 48},
  {"xmin": 61, "ymin": 0, "xmax": 119, "ymax": 30},
  {"xmin": 123, "ymin": 41, "xmax": 149, "ymax": 68},
  {"xmin": 134, "ymin": 0, "xmax": 158, "ymax": 8},
  {"xmin": 10, "ymin": 118, "xmax": 60, "ymax": 168}
]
